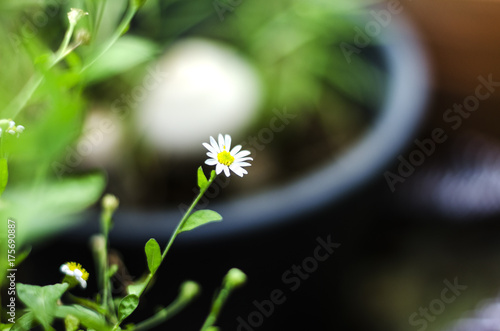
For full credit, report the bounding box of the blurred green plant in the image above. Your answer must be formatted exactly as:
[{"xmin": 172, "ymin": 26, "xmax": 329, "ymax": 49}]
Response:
[
  {"xmin": 6, "ymin": 167, "xmax": 247, "ymax": 330},
  {"xmin": 0, "ymin": 0, "xmax": 151, "ymax": 301}
]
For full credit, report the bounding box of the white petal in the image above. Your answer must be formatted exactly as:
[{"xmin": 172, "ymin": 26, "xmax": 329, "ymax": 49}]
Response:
[
  {"xmin": 206, "ymin": 152, "xmax": 217, "ymax": 158},
  {"xmin": 216, "ymin": 163, "xmax": 224, "ymax": 175},
  {"xmin": 223, "ymin": 166, "xmax": 230, "ymax": 177},
  {"xmin": 224, "ymin": 134, "xmax": 232, "ymax": 150},
  {"xmin": 60, "ymin": 264, "xmax": 71, "ymax": 274},
  {"xmin": 235, "ymin": 156, "xmax": 253, "ymax": 163},
  {"xmin": 218, "ymin": 134, "xmax": 225, "ymax": 150},
  {"xmin": 203, "ymin": 142, "xmax": 217, "ymax": 155},
  {"xmin": 229, "ymin": 165, "xmax": 246, "ymax": 177},
  {"xmin": 210, "ymin": 136, "xmax": 220, "ymax": 153},
  {"xmin": 230, "ymin": 144, "xmax": 242, "ymax": 155},
  {"xmin": 232, "ymin": 162, "xmax": 251, "ymax": 168},
  {"xmin": 235, "ymin": 150, "xmax": 251, "ymax": 158},
  {"xmin": 9, "ymin": 121, "xmax": 15, "ymax": 128},
  {"xmin": 78, "ymin": 278, "xmax": 87, "ymax": 289},
  {"xmin": 205, "ymin": 158, "xmax": 218, "ymax": 166},
  {"xmin": 16, "ymin": 125, "xmax": 24, "ymax": 133}
]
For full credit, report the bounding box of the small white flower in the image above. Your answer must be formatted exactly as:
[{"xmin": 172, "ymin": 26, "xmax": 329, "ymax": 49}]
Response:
[
  {"xmin": 67, "ymin": 8, "xmax": 88, "ymax": 26},
  {"xmin": 60, "ymin": 262, "xmax": 89, "ymax": 289},
  {"xmin": 203, "ymin": 134, "xmax": 252, "ymax": 177},
  {"xmin": 5, "ymin": 121, "xmax": 25, "ymax": 137}
]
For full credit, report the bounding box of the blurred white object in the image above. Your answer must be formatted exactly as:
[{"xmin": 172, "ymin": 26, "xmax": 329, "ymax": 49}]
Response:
[
  {"xmin": 79, "ymin": 110, "xmax": 124, "ymax": 169},
  {"xmin": 136, "ymin": 38, "xmax": 262, "ymax": 155}
]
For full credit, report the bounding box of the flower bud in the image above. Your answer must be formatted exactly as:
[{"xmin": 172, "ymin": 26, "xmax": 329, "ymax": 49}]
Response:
[
  {"xmin": 102, "ymin": 194, "xmax": 119, "ymax": 213},
  {"xmin": 75, "ymin": 29, "xmax": 91, "ymax": 45},
  {"xmin": 224, "ymin": 268, "xmax": 247, "ymax": 289},
  {"xmin": 180, "ymin": 280, "xmax": 201, "ymax": 300},
  {"xmin": 67, "ymin": 8, "xmax": 88, "ymax": 26}
]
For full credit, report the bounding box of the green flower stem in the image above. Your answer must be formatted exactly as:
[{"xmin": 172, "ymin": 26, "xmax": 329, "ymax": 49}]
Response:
[
  {"xmin": 200, "ymin": 287, "xmax": 230, "ymax": 331},
  {"xmin": 201, "ymin": 268, "xmax": 246, "ymax": 331},
  {"xmin": 93, "ymin": 0, "xmax": 108, "ymax": 41},
  {"xmin": 162, "ymin": 172, "xmax": 217, "ymax": 261},
  {"xmin": 80, "ymin": 4, "xmax": 138, "ymax": 73},
  {"xmin": 134, "ymin": 283, "xmax": 201, "ymax": 331},
  {"xmin": 133, "ymin": 298, "xmax": 191, "ymax": 331},
  {"xmin": 53, "ymin": 17, "xmax": 78, "ymax": 66},
  {"xmin": 100, "ymin": 209, "xmax": 115, "ymax": 319},
  {"xmin": 136, "ymin": 172, "xmax": 217, "ymax": 300},
  {"xmin": 4, "ymin": 12, "xmax": 80, "ymax": 120},
  {"xmin": 4, "ymin": 75, "xmax": 44, "ymax": 120}
]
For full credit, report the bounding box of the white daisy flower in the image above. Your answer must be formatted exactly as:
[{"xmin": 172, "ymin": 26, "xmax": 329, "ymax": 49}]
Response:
[
  {"xmin": 60, "ymin": 262, "xmax": 89, "ymax": 289},
  {"xmin": 203, "ymin": 134, "xmax": 252, "ymax": 177}
]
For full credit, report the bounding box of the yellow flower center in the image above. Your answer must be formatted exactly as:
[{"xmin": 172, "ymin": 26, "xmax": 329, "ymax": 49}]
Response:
[
  {"xmin": 67, "ymin": 262, "xmax": 89, "ymax": 281},
  {"xmin": 217, "ymin": 149, "xmax": 234, "ymax": 166}
]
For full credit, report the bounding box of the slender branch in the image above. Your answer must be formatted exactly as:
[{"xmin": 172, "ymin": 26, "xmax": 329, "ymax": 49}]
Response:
[
  {"xmin": 81, "ymin": 5, "xmax": 137, "ymax": 73},
  {"xmin": 134, "ymin": 284, "xmax": 199, "ymax": 331},
  {"xmin": 136, "ymin": 173, "xmax": 217, "ymax": 300}
]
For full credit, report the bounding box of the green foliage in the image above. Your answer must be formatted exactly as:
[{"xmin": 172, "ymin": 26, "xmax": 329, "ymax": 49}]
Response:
[
  {"xmin": 0, "ymin": 173, "xmax": 105, "ymax": 245},
  {"xmin": 197, "ymin": 166, "xmax": 209, "ymax": 190},
  {"xmin": 64, "ymin": 314, "xmax": 80, "ymax": 331},
  {"xmin": 118, "ymin": 294, "xmax": 140, "ymax": 322},
  {"xmin": 180, "ymin": 210, "xmax": 223, "ymax": 233},
  {"xmin": 54, "ymin": 305, "xmax": 110, "ymax": 331},
  {"xmin": 131, "ymin": 0, "xmax": 149, "ymax": 12},
  {"xmin": 83, "ymin": 35, "xmax": 159, "ymax": 84},
  {"xmin": 17, "ymin": 283, "xmax": 69, "ymax": 330},
  {"xmin": 145, "ymin": 238, "xmax": 162, "ymax": 274},
  {"xmin": 10, "ymin": 312, "xmax": 35, "ymax": 331},
  {"xmin": 127, "ymin": 279, "xmax": 148, "ymax": 297},
  {"xmin": 0, "ymin": 158, "xmax": 8, "ymax": 197}
]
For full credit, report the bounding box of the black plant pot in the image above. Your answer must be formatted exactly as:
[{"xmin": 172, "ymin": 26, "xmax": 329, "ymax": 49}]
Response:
[{"xmin": 70, "ymin": 14, "xmax": 429, "ymax": 245}]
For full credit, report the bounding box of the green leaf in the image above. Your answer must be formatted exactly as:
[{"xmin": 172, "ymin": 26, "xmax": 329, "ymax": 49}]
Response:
[
  {"xmin": 107, "ymin": 264, "xmax": 119, "ymax": 279},
  {"xmin": 55, "ymin": 305, "xmax": 110, "ymax": 331},
  {"xmin": 209, "ymin": 170, "xmax": 217, "ymax": 181},
  {"xmin": 83, "ymin": 36, "xmax": 159, "ymax": 84},
  {"xmin": 118, "ymin": 294, "xmax": 139, "ymax": 322},
  {"xmin": 9, "ymin": 312, "xmax": 35, "ymax": 331},
  {"xmin": 66, "ymin": 294, "xmax": 108, "ymax": 316},
  {"xmin": 180, "ymin": 210, "xmax": 222, "ymax": 233},
  {"xmin": 197, "ymin": 166, "xmax": 209, "ymax": 190},
  {"xmin": 1, "ymin": 173, "xmax": 106, "ymax": 245},
  {"xmin": 127, "ymin": 278, "xmax": 148, "ymax": 296},
  {"xmin": 145, "ymin": 238, "xmax": 161, "ymax": 274},
  {"xmin": 132, "ymin": 0, "xmax": 148, "ymax": 9},
  {"xmin": 0, "ymin": 158, "xmax": 8, "ymax": 197},
  {"xmin": 17, "ymin": 283, "xmax": 69, "ymax": 330},
  {"xmin": 64, "ymin": 314, "xmax": 80, "ymax": 331}
]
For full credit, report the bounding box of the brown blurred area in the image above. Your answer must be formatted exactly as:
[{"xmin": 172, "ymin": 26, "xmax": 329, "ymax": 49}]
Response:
[{"xmin": 406, "ymin": 0, "xmax": 500, "ymax": 138}]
